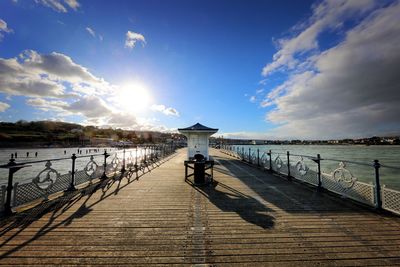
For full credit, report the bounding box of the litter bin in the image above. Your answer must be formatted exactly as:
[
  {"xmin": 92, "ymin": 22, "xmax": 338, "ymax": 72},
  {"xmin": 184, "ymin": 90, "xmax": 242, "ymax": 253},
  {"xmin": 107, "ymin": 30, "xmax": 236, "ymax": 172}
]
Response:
[{"xmin": 193, "ymin": 154, "xmax": 206, "ymax": 184}]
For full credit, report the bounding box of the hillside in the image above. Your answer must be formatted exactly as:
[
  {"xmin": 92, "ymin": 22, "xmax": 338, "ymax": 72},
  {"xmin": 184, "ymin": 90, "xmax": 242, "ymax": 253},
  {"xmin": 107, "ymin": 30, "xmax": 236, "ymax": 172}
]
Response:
[{"xmin": 0, "ymin": 120, "xmax": 179, "ymax": 147}]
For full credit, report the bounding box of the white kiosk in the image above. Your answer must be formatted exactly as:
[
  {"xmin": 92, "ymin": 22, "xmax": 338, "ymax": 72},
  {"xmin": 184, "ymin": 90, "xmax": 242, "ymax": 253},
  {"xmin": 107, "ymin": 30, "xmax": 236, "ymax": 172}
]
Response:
[
  {"xmin": 178, "ymin": 123, "xmax": 218, "ymax": 160},
  {"xmin": 178, "ymin": 123, "xmax": 218, "ymax": 184}
]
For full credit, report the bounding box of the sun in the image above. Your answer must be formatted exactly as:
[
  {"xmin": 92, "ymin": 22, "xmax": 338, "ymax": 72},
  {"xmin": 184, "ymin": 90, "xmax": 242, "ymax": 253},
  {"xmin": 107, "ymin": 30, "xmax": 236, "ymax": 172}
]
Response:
[{"xmin": 117, "ymin": 82, "xmax": 151, "ymax": 113}]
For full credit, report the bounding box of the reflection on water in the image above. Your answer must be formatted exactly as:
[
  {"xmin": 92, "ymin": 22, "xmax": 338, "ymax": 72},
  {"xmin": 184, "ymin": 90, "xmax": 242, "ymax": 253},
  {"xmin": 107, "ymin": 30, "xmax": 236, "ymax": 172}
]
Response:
[{"xmin": 231, "ymin": 145, "xmax": 400, "ymax": 190}]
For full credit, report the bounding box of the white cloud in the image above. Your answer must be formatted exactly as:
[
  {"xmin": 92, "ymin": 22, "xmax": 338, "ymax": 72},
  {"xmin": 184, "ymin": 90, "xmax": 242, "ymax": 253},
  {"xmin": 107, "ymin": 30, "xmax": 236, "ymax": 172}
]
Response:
[
  {"xmin": 0, "ymin": 19, "xmax": 13, "ymax": 41},
  {"xmin": 0, "ymin": 101, "xmax": 10, "ymax": 112},
  {"xmin": 4, "ymin": 49, "xmax": 175, "ymax": 132},
  {"xmin": 26, "ymin": 98, "xmax": 70, "ymax": 113},
  {"xmin": 221, "ymin": 131, "xmax": 275, "ymax": 140},
  {"xmin": 125, "ymin": 30, "xmax": 146, "ymax": 49},
  {"xmin": 151, "ymin": 104, "xmax": 179, "ymax": 116},
  {"xmin": 151, "ymin": 104, "xmax": 166, "ymax": 112},
  {"xmin": 0, "ymin": 50, "xmax": 110, "ymax": 98},
  {"xmin": 261, "ymin": 1, "xmax": 400, "ymax": 139},
  {"xmin": 26, "ymin": 95, "xmax": 144, "ymax": 129},
  {"xmin": 164, "ymin": 107, "xmax": 179, "ymax": 116},
  {"xmin": 34, "ymin": 0, "xmax": 80, "ymax": 13},
  {"xmin": 262, "ymin": 0, "xmax": 376, "ymax": 77},
  {"xmin": 20, "ymin": 50, "xmax": 101, "ymax": 83},
  {"xmin": 64, "ymin": 0, "xmax": 79, "ymax": 10},
  {"xmin": 65, "ymin": 95, "xmax": 111, "ymax": 118},
  {"xmin": 86, "ymin": 27, "xmax": 96, "ymax": 38}
]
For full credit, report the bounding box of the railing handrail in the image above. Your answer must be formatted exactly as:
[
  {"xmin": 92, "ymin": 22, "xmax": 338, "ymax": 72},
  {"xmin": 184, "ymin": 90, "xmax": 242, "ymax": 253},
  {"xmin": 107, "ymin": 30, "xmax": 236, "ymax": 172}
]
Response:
[
  {"xmin": 1, "ymin": 145, "xmax": 166, "ymax": 167},
  {"xmin": 227, "ymin": 146, "xmax": 399, "ymax": 169}
]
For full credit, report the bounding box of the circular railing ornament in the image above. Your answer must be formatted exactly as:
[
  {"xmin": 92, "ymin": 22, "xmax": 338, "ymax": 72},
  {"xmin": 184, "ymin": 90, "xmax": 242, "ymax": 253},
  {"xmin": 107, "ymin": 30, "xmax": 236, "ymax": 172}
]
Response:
[
  {"xmin": 295, "ymin": 157, "xmax": 309, "ymax": 176},
  {"xmin": 110, "ymin": 154, "xmax": 120, "ymax": 170},
  {"xmin": 260, "ymin": 153, "xmax": 268, "ymax": 166},
  {"xmin": 84, "ymin": 155, "xmax": 98, "ymax": 178},
  {"xmin": 251, "ymin": 152, "xmax": 257, "ymax": 163},
  {"xmin": 275, "ymin": 156, "xmax": 283, "ymax": 170},
  {"xmin": 333, "ymin": 162, "xmax": 357, "ymax": 189},
  {"xmin": 127, "ymin": 152, "xmax": 134, "ymax": 168},
  {"xmin": 33, "ymin": 160, "xmax": 60, "ymax": 191}
]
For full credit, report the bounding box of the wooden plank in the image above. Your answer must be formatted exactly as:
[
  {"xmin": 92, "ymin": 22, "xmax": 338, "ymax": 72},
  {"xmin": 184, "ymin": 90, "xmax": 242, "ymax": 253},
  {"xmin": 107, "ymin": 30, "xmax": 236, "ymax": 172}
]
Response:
[{"xmin": 0, "ymin": 148, "xmax": 399, "ymax": 266}]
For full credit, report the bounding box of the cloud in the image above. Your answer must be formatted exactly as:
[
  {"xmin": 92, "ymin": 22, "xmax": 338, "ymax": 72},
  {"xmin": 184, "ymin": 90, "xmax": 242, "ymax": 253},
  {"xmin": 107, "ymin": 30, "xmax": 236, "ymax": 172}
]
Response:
[
  {"xmin": 64, "ymin": 0, "xmax": 79, "ymax": 10},
  {"xmin": 0, "ymin": 101, "xmax": 10, "ymax": 112},
  {"xmin": 20, "ymin": 50, "xmax": 101, "ymax": 83},
  {"xmin": 0, "ymin": 50, "xmax": 109, "ymax": 98},
  {"xmin": 106, "ymin": 112, "xmax": 139, "ymax": 128},
  {"xmin": 261, "ymin": 1, "xmax": 400, "ymax": 139},
  {"xmin": 34, "ymin": 0, "xmax": 80, "ymax": 13},
  {"xmin": 86, "ymin": 27, "xmax": 96, "ymax": 38},
  {"xmin": 164, "ymin": 107, "xmax": 179, "ymax": 116},
  {"xmin": 65, "ymin": 95, "xmax": 111, "ymax": 118},
  {"xmin": 125, "ymin": 30, "xmax": 146, "ymax": 49},
  {"xmin": 151, "ymin": 104, "xmax": 180, "ymax": 116},
  {"xmin": 0, "ymin": 19, "xmax": 13, "ymax": 41},
  {"xmin": 262, "ymin": 0, "xmax": 376, "ymax": 77},
  {"xmin": 26, "ymin": 98, "xmax": 70, "ymax": 113},
  {"xmin": 249, "ymin": 96, "xmax": 256, "ymax": 103},
  {"xmin": 221, "ymin": 131, "xmax": 274, "ymax": 140},
  {"xmin": 4, "ymin": 49, "xmax": 174, "ymax": 132},
  {"xmin": 26, "ymin": 95, "xmax": 143, "ymax": 129}
]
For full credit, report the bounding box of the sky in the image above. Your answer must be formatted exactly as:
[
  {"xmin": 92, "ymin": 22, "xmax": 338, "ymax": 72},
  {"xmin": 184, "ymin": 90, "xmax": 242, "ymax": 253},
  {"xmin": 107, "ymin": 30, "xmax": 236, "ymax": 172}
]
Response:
[{"xmin": 0, "ymin": 0, "xmax": 399, "ymax": 140}]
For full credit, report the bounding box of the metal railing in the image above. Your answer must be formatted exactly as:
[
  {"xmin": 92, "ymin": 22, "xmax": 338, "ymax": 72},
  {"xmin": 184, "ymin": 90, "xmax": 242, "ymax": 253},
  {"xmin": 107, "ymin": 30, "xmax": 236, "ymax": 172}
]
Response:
[
  {"xmin": 0, "ymin": 144, "xmax": 176, "ymax": 215},
  {"xmin": 219, "ymin": 145, "xmax": 400, "ymax": 216}
]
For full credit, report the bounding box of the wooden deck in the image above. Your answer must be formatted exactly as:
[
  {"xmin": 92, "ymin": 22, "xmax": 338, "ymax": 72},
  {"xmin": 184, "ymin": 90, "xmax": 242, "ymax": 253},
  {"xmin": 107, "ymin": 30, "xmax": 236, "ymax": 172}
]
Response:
[{"xmin": 1, "ymin": 148, "xmax": 400, "ymax": 266}]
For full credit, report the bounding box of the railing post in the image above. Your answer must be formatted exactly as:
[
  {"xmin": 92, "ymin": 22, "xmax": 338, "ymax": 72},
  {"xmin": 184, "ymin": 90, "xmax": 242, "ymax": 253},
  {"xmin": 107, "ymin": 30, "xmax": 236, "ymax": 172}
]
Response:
[
  {"xmin": 268, "ymin": 150, "xmax": 272, "ymax": 172},
  {"xmin": 287, "ymin": 151, "xmax": 291, "ymax": 180},
  {"xmin": 101, "ymin": 151, "xmax": 109, "ymax": 180},
  {"xmin": 248, "ymin": 148, "xmax": 251, "ymax": 163},
  {"xmin": 257, "ymin": 149, "xmax": 260, "ymax": 167},
  {"xmin": 374, "ymin": 159, "xmax": 382, "ymax": 209},
  {"xmin": 242, "ymin": 147, "xmax": 244, "ymax": 160},
  {"xmin": 121, "ymin": 149, "xmax": 126, "ymax": 173},
  {"xmin": 4, "ymin": 158, "xmax": 17, "ymax": 215},
  {"xmin": 66, "ymin": 153, "xmax": 77, "ymax": 191},
  {"xmin": 317, "ymin": 154, "xmax": 322, "ymax": 190}
]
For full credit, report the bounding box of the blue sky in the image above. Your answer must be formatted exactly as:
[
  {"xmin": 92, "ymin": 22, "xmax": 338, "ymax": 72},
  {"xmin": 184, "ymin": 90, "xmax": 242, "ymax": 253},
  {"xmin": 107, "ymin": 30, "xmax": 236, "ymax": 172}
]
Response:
[{"xmin": 0, "ymin": 0, "xmax": 399, "ymax": 139}]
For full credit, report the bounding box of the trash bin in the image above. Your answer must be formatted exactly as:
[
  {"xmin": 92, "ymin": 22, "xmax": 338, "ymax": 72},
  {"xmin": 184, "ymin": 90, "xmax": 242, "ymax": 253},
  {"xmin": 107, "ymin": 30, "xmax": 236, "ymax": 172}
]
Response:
[{"xmin": 193, "ymin": 154, "xmax": 206, "ymax": 184}]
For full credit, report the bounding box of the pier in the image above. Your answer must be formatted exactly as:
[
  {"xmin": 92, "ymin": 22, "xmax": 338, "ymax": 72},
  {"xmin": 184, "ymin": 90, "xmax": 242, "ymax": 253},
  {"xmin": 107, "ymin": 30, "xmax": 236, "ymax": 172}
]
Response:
[{"xmin": 1, "ymin": 148, "xmax": 400, "ymax": 265}]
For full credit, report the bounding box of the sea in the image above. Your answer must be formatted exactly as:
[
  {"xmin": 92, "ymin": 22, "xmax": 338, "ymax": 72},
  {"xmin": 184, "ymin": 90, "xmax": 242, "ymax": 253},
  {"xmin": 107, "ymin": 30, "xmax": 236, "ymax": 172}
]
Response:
[
  {"xmin": 0, "ymin": 147, "xmax": 146, "ymax": 186},
  {"xmin": 227, "ymin": 145, "xmax": 400, "ymax": 190}
]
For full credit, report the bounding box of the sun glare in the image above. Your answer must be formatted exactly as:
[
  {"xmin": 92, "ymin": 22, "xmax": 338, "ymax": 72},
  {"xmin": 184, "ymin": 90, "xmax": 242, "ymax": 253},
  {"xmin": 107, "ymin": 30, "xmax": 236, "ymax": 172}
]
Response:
[{"xmin": 117, "ymin": 82, "xmax": 151, "ymax": 113}]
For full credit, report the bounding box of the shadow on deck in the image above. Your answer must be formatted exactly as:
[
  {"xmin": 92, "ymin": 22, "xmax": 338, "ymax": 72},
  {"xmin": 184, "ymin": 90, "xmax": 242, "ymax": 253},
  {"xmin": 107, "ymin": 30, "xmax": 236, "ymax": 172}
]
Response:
[
  {"xmin": 0, "ymin": 155, "xmax": 173, "ymax": 260},
  {"xmin": 1, "ymin": 148, "xmax": 399, "ymax": 265}
]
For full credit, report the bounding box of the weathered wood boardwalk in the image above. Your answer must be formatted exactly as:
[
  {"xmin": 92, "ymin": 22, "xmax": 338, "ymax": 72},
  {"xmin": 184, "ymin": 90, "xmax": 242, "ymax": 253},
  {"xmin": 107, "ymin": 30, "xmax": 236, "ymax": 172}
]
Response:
[{"xmin": 1, "ymin": 148, "xmax": 400, "ymax": 266}]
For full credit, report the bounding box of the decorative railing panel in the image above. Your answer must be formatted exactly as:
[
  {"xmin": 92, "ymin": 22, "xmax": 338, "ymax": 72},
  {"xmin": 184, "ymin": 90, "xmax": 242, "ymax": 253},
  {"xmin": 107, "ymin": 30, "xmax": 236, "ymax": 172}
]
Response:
[
  {"xmin": 321, "ymin": 172, "xmax": 375, "ymax": 206},
  {"xmin": 219, "ymin": 145, "xmax": 399, "ymax": 215},
  {"xmin": 13, "ymin": 172, "xmax": 71, "ymax": 207},
  {"xmin": 382, "ymin": 186, "xmax": 400, "ymax": 215},
  {"xmin": 1, "ymin": 145, "xmax": 176, "ymax": 214},
  {"xmin": 271, "ymin": 155, "xmax": 284, "ymax": 173},
  {"xmin": 290, "ymin": 165, "xmax": 319, "ymax": 186}
]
